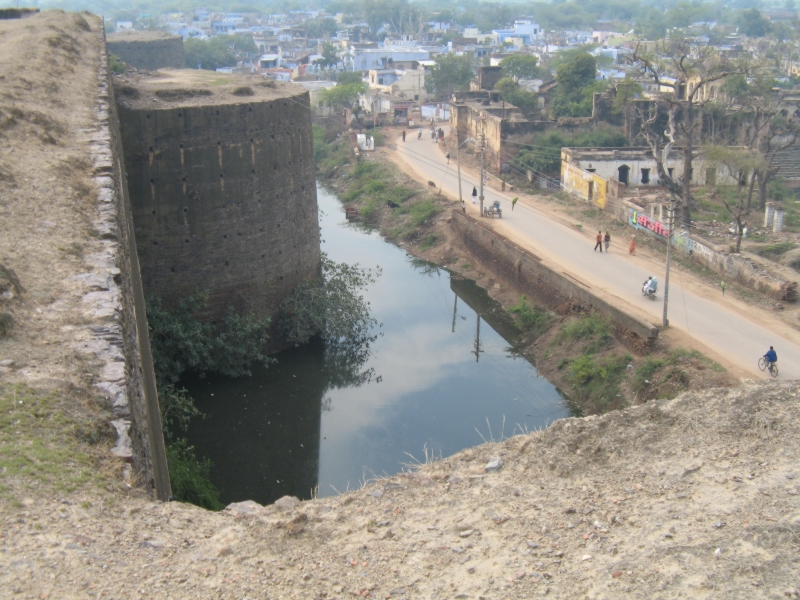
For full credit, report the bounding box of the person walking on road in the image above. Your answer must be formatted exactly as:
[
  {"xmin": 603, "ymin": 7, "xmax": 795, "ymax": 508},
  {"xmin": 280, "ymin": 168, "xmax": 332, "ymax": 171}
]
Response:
[
  {"xmin": 402, "ymin": 129, "xmax": 406, "ymax": 142},
  {"xmin": 471, "ymin": 186, "xmax": 478, "ymax": 204},
  {"xmin": 446, "ymin": 150, "xmax": 451, "ymax": 165},
  {"xmin": 720, "ymin": 281, "xmax": 726, "ymax": 296},
  {"xmin": 511, "ymin": 197, "xmax": 518, "ymax": 211},
  {"xmin": 594, "ymin": 231, "xmax": 603, "ymax": 252},
  {"xmin": 629, "ymin": 235, "xmax": 636, "ymax": 255},
  {"xmin": 603, "ymin": 231, "xmax": 611, "ymax": 252}
]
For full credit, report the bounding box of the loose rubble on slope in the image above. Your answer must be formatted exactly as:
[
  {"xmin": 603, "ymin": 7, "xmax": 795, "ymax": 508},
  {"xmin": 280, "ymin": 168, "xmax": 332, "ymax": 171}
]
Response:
[{"xmin": 3, "ymin": 381, "xmax": 799, "ymax": 599}]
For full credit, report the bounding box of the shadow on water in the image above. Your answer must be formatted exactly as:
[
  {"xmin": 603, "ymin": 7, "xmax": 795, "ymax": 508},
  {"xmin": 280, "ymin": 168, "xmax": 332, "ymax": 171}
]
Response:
[{"xmin": 182, "ymin": 186, "xmax": 572, "ymax": 506}]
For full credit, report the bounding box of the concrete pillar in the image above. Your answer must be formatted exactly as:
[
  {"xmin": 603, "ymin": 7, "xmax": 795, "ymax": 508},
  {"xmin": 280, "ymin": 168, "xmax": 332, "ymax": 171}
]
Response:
[
  {"xmin": 774, "ymin": 207, "xmax": 785, "ymax": 233},
  {"xmin": 765, "ymin": 201, "xmax": 776, "ymax": 228}
]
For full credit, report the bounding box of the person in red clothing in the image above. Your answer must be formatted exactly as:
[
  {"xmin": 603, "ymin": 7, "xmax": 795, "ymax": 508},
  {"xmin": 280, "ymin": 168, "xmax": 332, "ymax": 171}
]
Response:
[{"xmin": 594, "ymin": 231, "xmax": 603, "ymax": 252}]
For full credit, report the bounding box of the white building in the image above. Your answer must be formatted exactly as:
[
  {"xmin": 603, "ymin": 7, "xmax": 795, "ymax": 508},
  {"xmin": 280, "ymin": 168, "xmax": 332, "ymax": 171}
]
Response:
[{"xmin": 350, "ymin": 48, "xmax": 430, "ymax": 72}]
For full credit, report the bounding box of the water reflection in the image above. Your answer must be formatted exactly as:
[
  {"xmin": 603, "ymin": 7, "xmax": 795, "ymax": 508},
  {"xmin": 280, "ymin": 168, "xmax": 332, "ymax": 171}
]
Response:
[{"xmin": 182, "ymin": 186, "xmax": 570, "ymax": 505}]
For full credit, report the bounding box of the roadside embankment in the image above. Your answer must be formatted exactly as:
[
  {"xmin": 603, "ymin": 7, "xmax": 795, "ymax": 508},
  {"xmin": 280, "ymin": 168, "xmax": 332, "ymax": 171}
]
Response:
[
  {"xmin": 450, "ymin": 209, "xmax": 658, "ymax": 348},
  {"xmin": 318, "ymin": 124, "xmax": 733, "ymax": 414},
  {"xmin": 3, "ymin": 380, "xmax": 799, "ymax": 598}
]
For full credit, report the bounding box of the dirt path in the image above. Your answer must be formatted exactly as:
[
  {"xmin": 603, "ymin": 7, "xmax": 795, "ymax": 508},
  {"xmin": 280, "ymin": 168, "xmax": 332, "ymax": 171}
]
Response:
[{"xmin": 385, "ymin": 127, "xmax": 800, "ymax": 380}]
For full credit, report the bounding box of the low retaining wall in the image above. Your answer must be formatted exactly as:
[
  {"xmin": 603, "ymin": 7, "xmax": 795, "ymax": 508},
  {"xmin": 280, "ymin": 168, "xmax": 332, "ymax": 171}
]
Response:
[
  {"xmin": 616, "ymin": 201, "xmax": 796, "ymax": 302},
  {"xmin": 450, "ymin": 210, "xmax": 659, "ymax": 347}
]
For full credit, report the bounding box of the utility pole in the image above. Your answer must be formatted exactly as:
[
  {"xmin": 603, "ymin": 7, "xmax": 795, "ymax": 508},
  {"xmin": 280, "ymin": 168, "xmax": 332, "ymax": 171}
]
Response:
[
  {"xmin": 478, "ymin": 121, "xmax": 485, "ymax": 217},
  {"xmin": 662, "ymin": 192, "xmax": 676, "ymax": 328},
  {"xmin": 456, "ymin": 129, "xmax": 463, "ymax": 204},
  {"xmin": 472, "ymin": 315, "xmax": 483, "ymax": 362},
  {"xmin": 451, "ymin": 294, "xmax": 458, "ymax": 333}
]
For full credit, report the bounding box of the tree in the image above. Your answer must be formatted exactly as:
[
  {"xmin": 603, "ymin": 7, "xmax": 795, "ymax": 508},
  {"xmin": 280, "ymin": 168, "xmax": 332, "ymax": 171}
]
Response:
[
  {"xmin": 426, "ymin": 53, "xmax": 474, "ymax": 99},
  {"xmin": 336, "ymin": 71, "xmax": 364, "ymax": 85},
  {"xmin": 739, "ymin": 8, "xmax": 772, "ymax": 38},
  {"xmin": 494, "ymin": 77, "xmax": 540, "ymax": 117},
  {"xmin": 306, "ymin": 18, "xmax": 338, "ymax": 39},
  {"xmin": 280, "ymin": 253, "xmax": 381, "ymax": 388},
  {"xmin": 733, "ymin": 74, "xmax": 800, "ymax": 210},
  {"xmin": 612, "ymin": 77, "xmax": 643, "ymax": 115},
  {"xmin": 185, "ymin": 37, "xmax": 236, "ymax": 70},
  {"xmin": 314, "ymin": 42, "xmax": 341, "ymax": 69},
  {"xmin": 320, "ymin": 80, "xmax": 366, "ymax": 123},
  {"xmin": 550, "ymin": 52, "xmax": 600, "ymax": 118},
  {"xmin": 629, "ymin": 38, "xmax": 753, "ymax": 228},
  {"xmin": 499, "ymin": 54, "xmax": 540, "ymax": 80},
  {"xmin": 702, "ymin": 145, "xmax": 764, "ymax": 252}
]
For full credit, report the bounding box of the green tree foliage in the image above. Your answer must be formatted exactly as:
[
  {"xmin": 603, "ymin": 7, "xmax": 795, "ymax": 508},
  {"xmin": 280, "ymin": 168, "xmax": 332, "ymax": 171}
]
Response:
[
  {"xmin": 336, "ymin": 71, "xmax": 364, "ymax": 85},
  {"xmin": 514, "ymin": 127, "xmax": 627, "ymax": 175},
  {"xmin": 145, "ymin": 291, "xmax": 273, "ymax": 430},
  {"xmin": 280, "ymin": 253, "xmax": 380, "ymax": 347},
  {"xmin": 612, "ymin": 77, "xmax": 643, "ymax": 114},
  {"xmin": 494, "ymin": 77, "xmax": 539, "ymax": 117},
  {"xmin": 166, "ymin": 438, "xmax": 224, "ymax": 510},
  {"xmin": 280, "ymin": 253, "xmax": 382, "ymax": 389},
  {"xmin": 427, "ymin": 53, "xmax": 473, "ymax": 99},
  {"xmin": 185, "ymin": 37, "xmax": 237, "ymax": 70},
  {"xmin": 109, "ymin": 54, "xmax": 126, "ymax": 74},
  {"xmin": 306, "ymin": 17, "xmax": 338, "ymax": 39},
  {"xmin": 739, "ymin": 8, "xmax": 772, "ymax": 38},
  {"xmin": 499, "ymin": 54, "xmax": 540, "ymax": 80},
  {"xmin": 364, "ymin": 0, "xmax": 428, "ymax": 36},
  {"xmin": 320, "ymin": 80, "xmax": 366, "ymax": 115},
  {"xmin": 550, "ymin": 53, "xmax": 604, "ymax": 118},
  {"xmin": 314, "ymin": 41, "xmax": 341, "ymax": 68}
]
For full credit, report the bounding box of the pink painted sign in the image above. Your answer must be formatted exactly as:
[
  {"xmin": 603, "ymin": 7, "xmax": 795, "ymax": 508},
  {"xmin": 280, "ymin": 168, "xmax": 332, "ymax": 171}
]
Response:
[{"xmin": 628, "ymin": 208, "xmax": 670, "ymax": 239}]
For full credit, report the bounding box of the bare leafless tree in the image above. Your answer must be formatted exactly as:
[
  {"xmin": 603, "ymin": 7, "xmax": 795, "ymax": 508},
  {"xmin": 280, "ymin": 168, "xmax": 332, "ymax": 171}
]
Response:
[{"xmin": 629, "ymin": 38, "xmax": 755, "ymax": 229}]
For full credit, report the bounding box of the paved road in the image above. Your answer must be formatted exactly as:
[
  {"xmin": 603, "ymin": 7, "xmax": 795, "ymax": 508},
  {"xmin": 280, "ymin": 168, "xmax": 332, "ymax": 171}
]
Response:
[{"xmin": 393, "ymin": 131, "xmax": 800, "ymax": 379}]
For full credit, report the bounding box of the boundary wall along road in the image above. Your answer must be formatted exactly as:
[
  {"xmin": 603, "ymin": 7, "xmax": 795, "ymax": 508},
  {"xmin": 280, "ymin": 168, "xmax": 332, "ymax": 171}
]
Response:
[{"xmin": 390, "ymin": 127, "xmax": 800, "ymax": 380}]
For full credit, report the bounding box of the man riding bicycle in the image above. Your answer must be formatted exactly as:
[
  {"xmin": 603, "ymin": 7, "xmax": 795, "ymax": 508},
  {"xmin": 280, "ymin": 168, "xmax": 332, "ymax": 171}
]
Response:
[{"xmin": 764, "ymin": 346, "xmax": 778, "ymax": 369}]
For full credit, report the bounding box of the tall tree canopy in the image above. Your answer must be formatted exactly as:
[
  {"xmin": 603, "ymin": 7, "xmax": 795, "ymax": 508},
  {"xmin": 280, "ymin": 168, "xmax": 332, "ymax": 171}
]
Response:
[
  {"xmin": 426, "ymin": 54, "xmax": 474, "ymax": 99},
  {"xmin": 499, "ymin": 54, "xmax": 540, "ymax": 80}
]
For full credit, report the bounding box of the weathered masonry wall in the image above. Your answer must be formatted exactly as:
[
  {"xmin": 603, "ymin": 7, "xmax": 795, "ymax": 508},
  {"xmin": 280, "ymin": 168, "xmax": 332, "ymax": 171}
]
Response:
[
  {"xmin": 92, "ymin": 38, "xmax": 171, "ymax": 500},
  {"xmin": 107, "ymin": 31, "xmax": 185, "ymax": 70},
  {"xmin": 117, "ymin": 88, "xmax": 320, "ymax": 349},
  {"xmin": 450, "ymin": 210, "xmax": 659, "ymax": 347}
]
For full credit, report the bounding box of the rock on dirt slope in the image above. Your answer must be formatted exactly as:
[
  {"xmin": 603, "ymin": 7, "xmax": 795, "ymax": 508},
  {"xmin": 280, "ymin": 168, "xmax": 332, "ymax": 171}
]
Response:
[{"xmin": 3, "ymin": 380, "xmax": 799, "ymax": 599}]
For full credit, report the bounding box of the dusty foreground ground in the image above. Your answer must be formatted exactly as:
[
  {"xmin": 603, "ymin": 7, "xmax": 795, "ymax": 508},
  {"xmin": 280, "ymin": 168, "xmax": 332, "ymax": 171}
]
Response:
[{"xmin": 4, "ymin": 380, "xmax": 800, "ymax": 599}]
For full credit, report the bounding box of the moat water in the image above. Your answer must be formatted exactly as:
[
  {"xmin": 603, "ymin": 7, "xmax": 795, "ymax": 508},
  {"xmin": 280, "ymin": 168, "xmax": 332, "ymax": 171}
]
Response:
[{"xmin": 182, "ymin": 186, "xmax": 571, "ymax": 505}]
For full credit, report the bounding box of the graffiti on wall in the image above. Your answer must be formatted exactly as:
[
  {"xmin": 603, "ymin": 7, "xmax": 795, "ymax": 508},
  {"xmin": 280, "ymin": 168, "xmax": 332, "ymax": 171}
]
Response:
[{"xmin": 628, "ymin": 207, "xmax": 670, "ymax": 239}]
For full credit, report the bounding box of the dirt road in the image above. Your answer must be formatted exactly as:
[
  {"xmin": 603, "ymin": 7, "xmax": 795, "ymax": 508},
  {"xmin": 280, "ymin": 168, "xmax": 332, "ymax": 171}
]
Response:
[{"xmin": 390, "ymin": 129, "xmax": 800, "ymax": 379}]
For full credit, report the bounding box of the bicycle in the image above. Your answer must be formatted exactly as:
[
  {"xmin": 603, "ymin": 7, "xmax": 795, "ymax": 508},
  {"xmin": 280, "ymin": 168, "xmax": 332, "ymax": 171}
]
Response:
[{"xmin": 758, "ymin": 357, "xmax": 779, "ymax": 378}]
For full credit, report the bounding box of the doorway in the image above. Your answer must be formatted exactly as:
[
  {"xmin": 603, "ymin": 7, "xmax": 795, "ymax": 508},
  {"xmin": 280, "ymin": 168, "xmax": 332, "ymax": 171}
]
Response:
[
  {"xmin": 618, "ymin": 165, "xmax": 630, "ymax": 185},
  {"xmin": 588, "ymin": 181, "xmax": 594, "ymax": 201}
]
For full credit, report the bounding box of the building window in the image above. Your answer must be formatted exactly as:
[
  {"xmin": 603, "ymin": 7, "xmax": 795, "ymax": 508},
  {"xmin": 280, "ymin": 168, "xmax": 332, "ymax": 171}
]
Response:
[
  {"xmin": 414, "ymin": 95, "xmax": 419, "ymax": 100},
  {"xmin": 641, "ymin": 168, "xmax": 650, "ymax": 184}
]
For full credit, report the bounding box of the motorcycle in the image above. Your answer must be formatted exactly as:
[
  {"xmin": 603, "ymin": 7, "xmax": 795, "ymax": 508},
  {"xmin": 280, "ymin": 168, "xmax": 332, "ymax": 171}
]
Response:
[{"xmin": 642, "ymin": 278, "xmax": 658, "ymax": 300}]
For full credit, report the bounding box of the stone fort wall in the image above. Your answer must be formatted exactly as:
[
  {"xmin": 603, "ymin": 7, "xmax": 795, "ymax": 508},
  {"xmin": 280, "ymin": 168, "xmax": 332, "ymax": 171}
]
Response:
[
  {"xmin": 117, "ymin": 88, "xmax": 320, "ymax": 349},
  {"xmin": 107, "ymin": 32, "xmax": 185, "ymax": 70}
]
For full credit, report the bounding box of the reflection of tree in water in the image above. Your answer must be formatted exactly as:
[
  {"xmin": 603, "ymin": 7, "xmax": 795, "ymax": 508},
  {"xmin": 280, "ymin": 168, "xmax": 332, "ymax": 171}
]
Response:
[
  {"xmin": 280, "ymin": 253, "xmax": 383, "ymax": 394},
  {"xmin": 408, "ymin": 256, "xmax": 442, "ymax": 277},
  {"xmin": 321, "ymin": 327, "xmax": 382, "ymax": 391}
]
